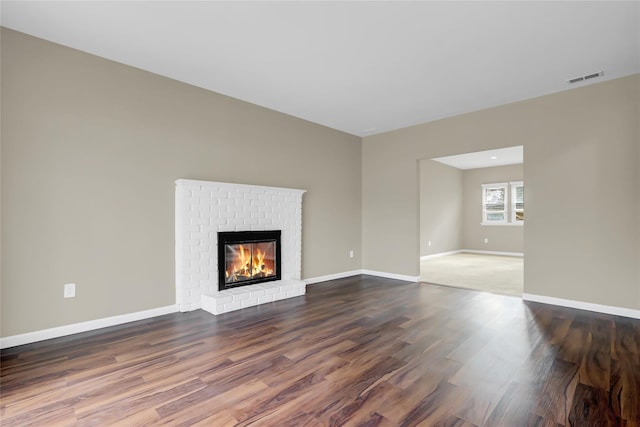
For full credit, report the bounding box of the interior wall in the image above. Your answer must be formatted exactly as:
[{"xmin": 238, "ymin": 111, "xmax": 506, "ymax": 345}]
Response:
[
  {"xmin": 419, "ymin": 160, "xmax": 463, "ymax": 257},
  {"xmin": 363, "ymin": 74, "xmax": 640, "ymax": 311},
  {"xmin": 462, "ymin": 163, "xmax": 523, "ymax": 253},
  {"xmin": 1, "ymin": 29, "xmax": 362, "ymax": 337}
]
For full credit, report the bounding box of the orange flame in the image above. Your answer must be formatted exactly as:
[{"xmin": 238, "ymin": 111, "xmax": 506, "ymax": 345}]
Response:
[{"xmin": 226, "ymin": 243, "xmax": 274, "ymax": 283}]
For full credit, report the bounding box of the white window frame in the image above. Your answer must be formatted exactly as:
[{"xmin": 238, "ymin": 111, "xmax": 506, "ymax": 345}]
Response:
[
  {"xmin": 481, "ymin": 183, "xmax": 508, "ymax": 225},
  {"xmin": 510, "ymin": 181, "xmax": 524, "ymax": 224},
  {"xmin": 481, "ymin": 181, "xmax": 524, "ymax": 226}
]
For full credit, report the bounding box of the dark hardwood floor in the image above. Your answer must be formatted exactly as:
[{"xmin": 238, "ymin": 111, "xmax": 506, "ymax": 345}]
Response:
[{"xmin": 1, "ymin": 275, "xmax": 639, "ymax": 426}]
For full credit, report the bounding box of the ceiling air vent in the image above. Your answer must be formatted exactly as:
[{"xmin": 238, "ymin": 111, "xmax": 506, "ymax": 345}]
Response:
[{"xmin": 567, "ymin": 71, "xmax": 603, "ymax": 84}]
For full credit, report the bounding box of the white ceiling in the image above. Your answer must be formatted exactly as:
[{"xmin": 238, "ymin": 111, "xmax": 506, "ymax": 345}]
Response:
[
  {"xmin": 431, "ymin": 146, "xmax": 523, "ymax": 170},
  {"xmin": 2, "ymin": 1, "xmax": 639, "ymax": 137}
]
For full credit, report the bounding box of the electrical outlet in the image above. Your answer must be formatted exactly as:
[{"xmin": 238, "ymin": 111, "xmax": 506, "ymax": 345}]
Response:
[
  {"xmin": 428, "ymin": 240, "xmax": 432, "ymax": 247},
  {"xmin": 349, "ymin": 250, "xmax": 354, "ymax": 258},
  {"xmin": 64, "ymin": 283, "xmax": 76, "ymax": 298},
  {"xmin": 484, "ymin": 238, "xmax": 489, "ymax": 244}
]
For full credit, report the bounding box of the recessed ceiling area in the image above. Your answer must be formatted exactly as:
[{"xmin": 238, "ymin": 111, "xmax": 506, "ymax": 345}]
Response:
[
  {"xmin": 432, "ymin": 146, "xmax": 523, "ymax": 170},
  {"xmin": 1, "ymin": 1, "xmax": 639, "ymax": 137}
]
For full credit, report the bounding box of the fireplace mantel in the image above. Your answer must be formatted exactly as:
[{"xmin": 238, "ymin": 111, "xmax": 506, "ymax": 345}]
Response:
[{"xmin": 175, "ymin": 179, "xmax": 306, "ymax": 314}]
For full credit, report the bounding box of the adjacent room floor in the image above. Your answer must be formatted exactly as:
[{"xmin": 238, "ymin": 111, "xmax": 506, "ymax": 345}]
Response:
[{"xmin": 420, "ymin": 252, "xmax": 523, "ymax": 297}]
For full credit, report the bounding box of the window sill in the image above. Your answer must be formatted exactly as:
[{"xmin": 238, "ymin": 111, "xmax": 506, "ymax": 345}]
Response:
[{"xmin": 481, "ymin": 222, "xmax": 524, "ymax": 226}]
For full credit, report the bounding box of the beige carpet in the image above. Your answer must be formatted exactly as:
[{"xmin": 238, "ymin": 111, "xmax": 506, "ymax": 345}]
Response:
[{"xmin": 420, "ymin": 252, "xmax": 523, "ymax": 297}]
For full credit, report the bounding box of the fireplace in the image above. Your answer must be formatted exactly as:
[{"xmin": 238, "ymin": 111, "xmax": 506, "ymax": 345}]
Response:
[
  {"xmin": 217, "ymin": 230, "xmax": 282, "ymax": 291},
  {"xmin": 176, "ymin": 179, "xmax": 305, "ymax": 314}
]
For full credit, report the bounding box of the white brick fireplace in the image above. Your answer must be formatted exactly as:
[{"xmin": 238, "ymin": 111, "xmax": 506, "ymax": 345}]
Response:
[{"xmin": 175, "ymin": 179, "xmax": 306, "ymax": 315}]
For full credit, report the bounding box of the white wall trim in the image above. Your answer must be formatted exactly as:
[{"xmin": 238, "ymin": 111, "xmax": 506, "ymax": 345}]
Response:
[
  {"xmin": 420, "ymin": 250, "xmax": 463, "ymax": 261},
  {"xmin": 421, "ymin": 249, "xmax": 523, "ymax": 259},
  {"xmin": 305, "ymin": 270, "xmax": 363, "ymax": 284},
  {"xmin": 461, "ymin": 249, "xmax": 524, "ymax": 257},
  {"xmin": 361, "ymin": 269, "xmax": 420, "ymax": 282},
  {"xmin": 522, "ymin": 293, "xmax": 640, "ymax": 319},
  {"xmin": 306, "ymin": 269, "xmax": 420, "ymax": 284},
  {"xmin": 0, "ymin": 305, "xmax": 179, "ymax": 349}
]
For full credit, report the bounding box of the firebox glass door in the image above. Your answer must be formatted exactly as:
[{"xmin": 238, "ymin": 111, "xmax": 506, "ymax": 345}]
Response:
[{"xmin": 224, "ymin": 241, "xmax": 276, "ymax": 284}]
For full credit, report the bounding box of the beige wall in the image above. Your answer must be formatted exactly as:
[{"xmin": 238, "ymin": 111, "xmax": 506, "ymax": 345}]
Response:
[
  {"xmin": 462, "ymin": 164, "xmax": 523, "ymax": 253},
  {"xmin": 419, "ymin": 160, "xmax": 463, "ymax": 256},
  {"xmin": 2, "ymin": 29, "xmax": 639, "ymax": 338},
  {"xmin": 1, "ymin": 29, "xmax": 362, "ymax": 336},
  {"xmin": 363, "ymin": 74, "xmax": 640, "ymax": 310}
]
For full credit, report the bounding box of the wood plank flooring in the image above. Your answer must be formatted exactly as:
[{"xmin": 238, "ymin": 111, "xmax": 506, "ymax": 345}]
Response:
[{"xmin": 1, "ymin": 275, "xmax": 639, "ymax": 426}]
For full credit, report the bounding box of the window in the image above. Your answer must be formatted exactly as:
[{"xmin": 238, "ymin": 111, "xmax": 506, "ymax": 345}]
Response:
[
  {"xmin": 482, "ymin": 181, "xmax": 524, "ymax": 225},
  {"xmin": 482, "ymin": 183, "xmax": 507, "ymax": 224},
  {"xmin": 511, "ymin": 181, "xmax": 524, "ymax": 223}
]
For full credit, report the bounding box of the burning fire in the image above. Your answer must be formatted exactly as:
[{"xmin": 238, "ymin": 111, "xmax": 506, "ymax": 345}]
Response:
[{"xmin": 225, "ymin": 243, "xmax": 274, "ymax": 283}]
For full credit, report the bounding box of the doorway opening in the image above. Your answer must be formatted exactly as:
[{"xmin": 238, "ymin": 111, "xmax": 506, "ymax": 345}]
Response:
[{"xmin": 418, "ymin": 146, "xmax": 524, "ymax": 297}]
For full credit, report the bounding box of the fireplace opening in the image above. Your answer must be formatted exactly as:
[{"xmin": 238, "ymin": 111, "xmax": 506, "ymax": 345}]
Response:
[{"xmin": 217, "ymin": 230, "xmax": 281, "ymax": 291}]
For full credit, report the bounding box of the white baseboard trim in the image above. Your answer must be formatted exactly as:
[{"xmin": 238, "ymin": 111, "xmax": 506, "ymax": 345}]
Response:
[
  {"xmin": 306, "ymin": 269, "xmax": 420, "ymax": 284},
  {"xmin": 522, "ymin": 293, "xmax": 640, "ymax": 319},
  {"xmin": 361, "ymin": 269, "xmax": 420, "ymax": 282},
  {"xmin": 420, "ymin": 250, "xmax": 524, "ymax": 260},
  {"xmin": 0, "ymin": 305, "xmax": 179, "ymax": 349},
  {"xmin": 304, "ymin": 270, "xmax": 363, "ymax": 284},
  {"xmin": 420, "ymin": 250, "xmax": 463, "ymax": 261},
  {"xmin": 461, "ymin": 249, "xmax": 524, "ymax": 257}
]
